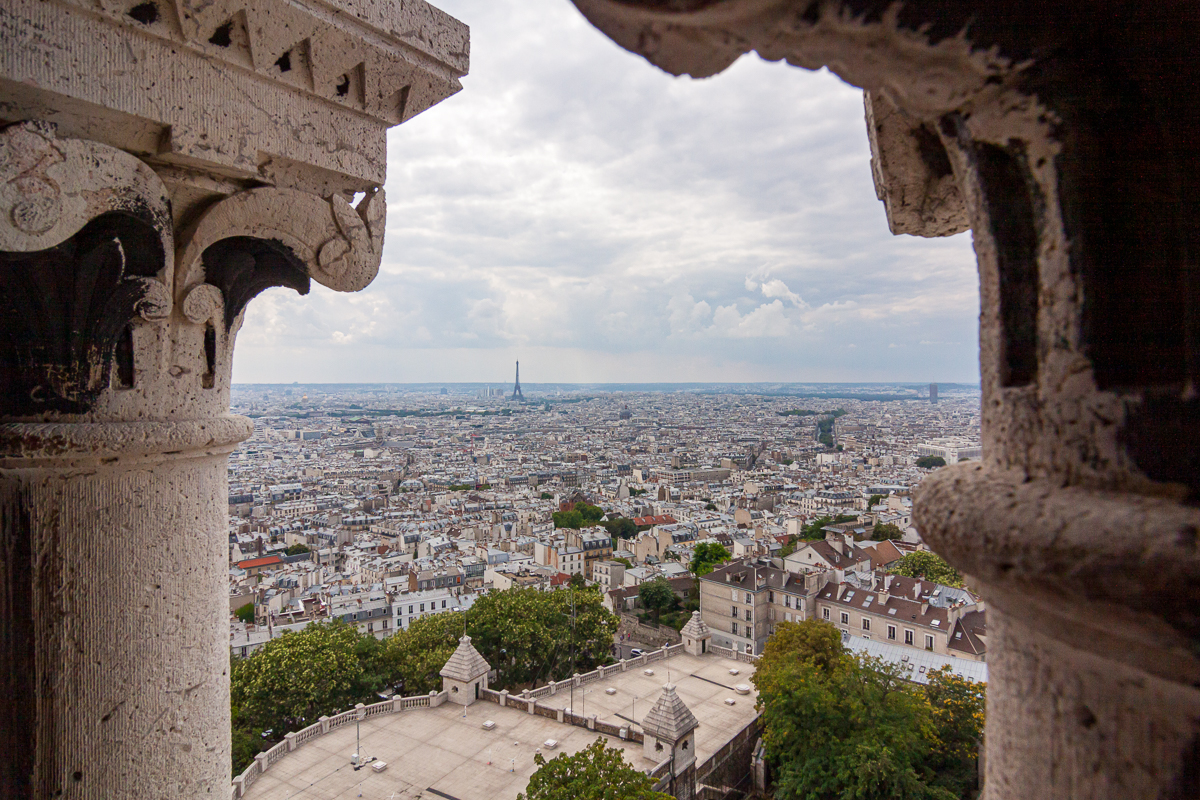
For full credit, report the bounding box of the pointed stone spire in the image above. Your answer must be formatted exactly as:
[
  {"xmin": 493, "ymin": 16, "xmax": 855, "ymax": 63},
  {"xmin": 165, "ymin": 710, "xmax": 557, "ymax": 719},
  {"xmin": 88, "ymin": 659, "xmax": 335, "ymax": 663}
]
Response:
[
  {"xmin": 642, "ymin": 683, "xmax": 699, "ymax": 744},
  {"xmin": 680, "ymin": 610, "xmax": 712, "ymax": 656},
  {"xmin": 440, "ymin": 634, "xmax": 490, "ymax": 684}
]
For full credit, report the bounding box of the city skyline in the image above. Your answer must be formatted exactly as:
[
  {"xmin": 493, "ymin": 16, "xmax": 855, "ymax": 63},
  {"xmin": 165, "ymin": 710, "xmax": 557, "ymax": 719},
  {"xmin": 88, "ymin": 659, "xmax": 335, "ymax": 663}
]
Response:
[{"xmin": 230, "ymin": 0, "xmax": 979, "ymax": 386}]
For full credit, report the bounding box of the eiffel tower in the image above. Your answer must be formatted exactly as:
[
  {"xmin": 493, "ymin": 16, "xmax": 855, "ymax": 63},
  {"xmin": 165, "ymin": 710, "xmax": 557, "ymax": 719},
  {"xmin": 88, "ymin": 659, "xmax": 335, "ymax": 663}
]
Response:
[{"xmin": 512, "ymin": 361, "xmax": 524, "ymax": 400}]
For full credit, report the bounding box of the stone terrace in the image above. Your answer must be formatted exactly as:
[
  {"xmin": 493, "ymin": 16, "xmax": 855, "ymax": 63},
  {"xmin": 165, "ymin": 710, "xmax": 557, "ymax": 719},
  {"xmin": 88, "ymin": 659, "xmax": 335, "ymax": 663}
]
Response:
[{"xmin": 241, "ymin": 650, "xmax": 758, "ymax": 800}]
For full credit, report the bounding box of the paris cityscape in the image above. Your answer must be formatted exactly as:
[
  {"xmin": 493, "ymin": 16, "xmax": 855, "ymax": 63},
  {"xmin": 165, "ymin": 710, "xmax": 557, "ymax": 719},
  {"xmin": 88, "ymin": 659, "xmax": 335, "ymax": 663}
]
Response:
[{"xmin": 227, "ymin": 372, "xmax": 986, "ymax": 799}]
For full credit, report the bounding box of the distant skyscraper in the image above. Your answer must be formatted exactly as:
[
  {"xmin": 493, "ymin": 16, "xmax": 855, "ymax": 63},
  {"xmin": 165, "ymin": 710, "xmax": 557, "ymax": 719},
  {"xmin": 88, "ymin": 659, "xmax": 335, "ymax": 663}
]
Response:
[
  {"xmin": 512, "ymin": 361, "xmax": 524, "ymax": 400},
  {"xmin": 929, "ymin": 383, "xmax": 939, "ymax": 404}
]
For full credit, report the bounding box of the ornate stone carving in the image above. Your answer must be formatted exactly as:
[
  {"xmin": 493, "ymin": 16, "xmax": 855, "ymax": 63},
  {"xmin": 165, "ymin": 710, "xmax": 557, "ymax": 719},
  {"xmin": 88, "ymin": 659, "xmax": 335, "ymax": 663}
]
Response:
[
  {"xmin": 176, "ymin": 187, "xmax": 386, "ymax": 330},
  {"xmin": 0, "ymin": 124, "xmax": 174, "ymax": 417}
]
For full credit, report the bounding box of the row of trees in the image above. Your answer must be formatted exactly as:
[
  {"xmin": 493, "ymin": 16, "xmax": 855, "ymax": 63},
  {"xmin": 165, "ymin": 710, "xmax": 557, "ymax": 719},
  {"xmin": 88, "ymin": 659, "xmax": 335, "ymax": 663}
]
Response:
[
  {"xmin": 754, "ymin": 620, "xmax": 985, "ymax": 800},
  {"xmin": 230, "ymin": 586, "xmax": 619, "ymax": 774}
]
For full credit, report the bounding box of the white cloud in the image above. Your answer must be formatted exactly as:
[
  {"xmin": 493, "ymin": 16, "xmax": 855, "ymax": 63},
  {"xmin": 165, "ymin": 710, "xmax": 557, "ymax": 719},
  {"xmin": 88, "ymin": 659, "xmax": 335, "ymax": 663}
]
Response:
[{"xmin": 230, "ymin": 0, "xmax": 980, "ymax": 384}]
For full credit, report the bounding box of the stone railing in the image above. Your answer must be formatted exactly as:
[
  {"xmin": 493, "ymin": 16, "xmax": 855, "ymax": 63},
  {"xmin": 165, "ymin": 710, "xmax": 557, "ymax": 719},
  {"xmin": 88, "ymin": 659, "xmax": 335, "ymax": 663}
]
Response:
[
  {"xmin": 231, "ymin": 689, "xmax": 449, "ymax": 797},
  {"xmin": 709, "ymin": 644, "xmax": 760, "ymax": 664}
]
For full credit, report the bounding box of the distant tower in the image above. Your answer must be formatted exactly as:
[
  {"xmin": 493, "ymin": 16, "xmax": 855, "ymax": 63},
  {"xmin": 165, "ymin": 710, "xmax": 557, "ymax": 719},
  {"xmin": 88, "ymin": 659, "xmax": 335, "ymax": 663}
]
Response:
[
  {"xmin": 929, "ymin": 383, "xmax": 939, "ymax": 404},
  {"xmin": 512, "ymin": 361, "xmax": 524, "ymax": 400}
]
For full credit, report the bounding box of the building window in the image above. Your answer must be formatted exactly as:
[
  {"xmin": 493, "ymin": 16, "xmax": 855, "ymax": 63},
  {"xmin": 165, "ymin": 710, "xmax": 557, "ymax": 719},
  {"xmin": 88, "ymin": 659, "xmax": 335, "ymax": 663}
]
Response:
[
  {"xmin": 745, "ymin": 592, "xmax": 752, "ymax": 604},
  {"xmin": 732, "ymin": 622, "xmax": 738, "ymax": 635},
  {"xmin": 905, "ymin": 629, "xmax": 914, "ymax": 646},
  {"xmin": 420, "ymin": 603, "xmax": 425, "ymax": 612},
  {"xmin": 731, "ymin": 588, "xmax": 738, "ymax": 600},
  {"xmin": 732, "ymin": 606, "xmax": 738, "ymax": 618},
  {"xmin": 769, "ymin": 591, "xmax": 774, "ymax": 603},
  {"xmin": 442, "ymin": 600, "xmax": 447, "ymax": 608},
  {"xmin": 887, "ymin": 625, "xmax": 896, "ymax": 640},
  {"xmin": 785, "ymin": 596, "xmax": 791, "ymax": 608},
  {"xmin": 822, "ymin": 608, "xmax": 830, "ymax": 620},
  {"xmin": 746, "ymin": 609, "xmax": 752, "ymax": 622},
  {"xmin": 925, "ymin": 635, "xmax": 935, "ymax": 651},
  {"xmin": 862, "ymin": 618, "xmax": 870, "ymax": 631},
  {"xmin": 840, "ymin": 612, "xmax": 849, "ymax": 625}
]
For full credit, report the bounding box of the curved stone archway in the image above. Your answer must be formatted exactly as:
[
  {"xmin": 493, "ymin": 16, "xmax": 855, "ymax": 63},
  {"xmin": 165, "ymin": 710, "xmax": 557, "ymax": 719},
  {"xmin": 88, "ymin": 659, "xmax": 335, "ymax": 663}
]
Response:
[{"xmin": 569, "ymin": 2, "xmax": 1200, "ymax": 798}]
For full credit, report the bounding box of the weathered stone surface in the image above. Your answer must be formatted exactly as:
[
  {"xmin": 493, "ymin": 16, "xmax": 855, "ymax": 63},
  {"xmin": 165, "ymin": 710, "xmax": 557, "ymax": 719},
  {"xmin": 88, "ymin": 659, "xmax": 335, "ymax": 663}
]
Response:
[
  {"xmin": 570, "ymin": 2, "xmax": 1200, "ymax": 798},
  {"xmin": 0, "ymin": 0, "xmax": 468, "ymax": 795}
]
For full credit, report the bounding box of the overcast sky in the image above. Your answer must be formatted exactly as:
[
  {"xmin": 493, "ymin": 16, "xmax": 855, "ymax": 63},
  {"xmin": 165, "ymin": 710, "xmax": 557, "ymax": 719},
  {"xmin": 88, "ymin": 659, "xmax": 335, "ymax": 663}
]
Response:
[{"xmin": 231, "ymin": 0, "xmax": 980, "ymax": 386}]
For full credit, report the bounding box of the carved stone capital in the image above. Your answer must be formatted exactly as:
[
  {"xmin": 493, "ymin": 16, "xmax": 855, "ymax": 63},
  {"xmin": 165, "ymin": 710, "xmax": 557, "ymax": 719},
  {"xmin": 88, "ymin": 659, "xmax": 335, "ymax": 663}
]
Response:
[{"xmin": 175, "ymin": 186, "xmax": 385, "ymax": 332}]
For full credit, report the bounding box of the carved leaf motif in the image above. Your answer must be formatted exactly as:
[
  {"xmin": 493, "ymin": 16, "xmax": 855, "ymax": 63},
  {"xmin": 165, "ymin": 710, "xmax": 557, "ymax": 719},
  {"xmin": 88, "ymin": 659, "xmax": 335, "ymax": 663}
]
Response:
[{"xmin": 0, "ymin": 212, "xmax": 170, "ymax": 415}]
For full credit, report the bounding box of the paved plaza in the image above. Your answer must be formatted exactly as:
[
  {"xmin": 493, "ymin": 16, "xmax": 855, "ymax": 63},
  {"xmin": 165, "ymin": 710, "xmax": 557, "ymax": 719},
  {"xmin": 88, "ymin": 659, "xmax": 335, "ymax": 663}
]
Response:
[{"xmin": 242, "ymin": 651, "xmax": 758, "ymax": 800}]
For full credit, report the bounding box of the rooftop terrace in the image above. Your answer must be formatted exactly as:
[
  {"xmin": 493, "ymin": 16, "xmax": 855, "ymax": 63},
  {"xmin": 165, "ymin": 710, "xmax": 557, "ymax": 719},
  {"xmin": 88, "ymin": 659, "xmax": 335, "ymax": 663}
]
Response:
[{"xmin": 241, "ymin": 649, "xmax": 758, "ymax": 800}]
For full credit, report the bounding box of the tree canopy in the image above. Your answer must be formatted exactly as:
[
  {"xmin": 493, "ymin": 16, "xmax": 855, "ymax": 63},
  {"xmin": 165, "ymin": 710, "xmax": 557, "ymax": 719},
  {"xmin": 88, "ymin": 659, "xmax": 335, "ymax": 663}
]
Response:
[
  {"xmin": 637, "ymin": 577, "xmax": 676, "ymax": 622},
  {"xmin": 752, "ymin": 620, "xmax": 980, "ymax": 800},
  {"xmin": 553, "ymin": 502, "xmax": 605, "ymax": 529},
  {"xmin": 888, "ymin": 551, "xmax": 964, "ymax": 588},
  {"xmin": 873, "ymin": 522, "xmax": 905, "ymax": 541},
  {"xmin": 689, "ymin": 542, "xmax": 730, "ymax": 576},
  {"xmin": 600, "ymin": 516, "xmax": 638, "ymax": 539},
  {"xmin": 234, "ymin": 602, "xmax": 255, "ymax": 624},
  {"xmin": 916, "ymin": 456, "xmax": 947, "ymax": 469},
  {"xmin": 284, "ymin": 543, "xmax": 310, "ymax": 555},
  {"xmin": 517, "ymin": 737, "xmax": 673, "ymax": 800},
  {"xmin": 798, "ymin": 514, "xmax": 858, "ymax": 540}
]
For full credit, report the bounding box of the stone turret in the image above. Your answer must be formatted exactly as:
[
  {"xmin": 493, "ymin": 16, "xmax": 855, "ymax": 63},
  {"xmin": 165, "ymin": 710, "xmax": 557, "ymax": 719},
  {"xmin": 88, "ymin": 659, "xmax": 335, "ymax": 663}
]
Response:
[
  {"xmin": 680, "ymin": 611, "xmax": 712, "ymax": 656},
  {"xmin": 642, "ymin": 683, "xmax": 700, "ymax": 798},
  {"xmin": 440, "ymin": 634, "xmax": 491, "ymax": 706}
]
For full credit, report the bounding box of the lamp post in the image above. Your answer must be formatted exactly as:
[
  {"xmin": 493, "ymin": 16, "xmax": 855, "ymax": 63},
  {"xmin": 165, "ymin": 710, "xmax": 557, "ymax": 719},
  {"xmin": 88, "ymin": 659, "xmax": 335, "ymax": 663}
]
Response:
[{"xmin": 352, "ymin": 703, "xmax": 365, "ymax": 769}]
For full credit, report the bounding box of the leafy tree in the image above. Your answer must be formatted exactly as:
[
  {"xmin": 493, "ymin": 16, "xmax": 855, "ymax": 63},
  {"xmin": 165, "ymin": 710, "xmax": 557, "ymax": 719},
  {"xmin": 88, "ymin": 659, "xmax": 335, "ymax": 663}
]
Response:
[
  {"xmin": 889, "ymin": 551, "xmax": 964, "ymax": 588},
  {"xmin": 755, "ymin": 650, "xmax": 954, "ymax": 800},
  {"xmin": 755, "ymin": 620, "xmax": 845, "ymax": 680},
  {"xmin": 540, "ymin": 492, "xmax": 555, "ymax": 500},
  {"xmin": 873, "ymin": 522, "xmax": 905, "ymax": 541},
  {"xmin": 819, "ymin": 432, "xmax": 835, "ymax": 448},
  {"xmin": 230, "ymin": 621, "xmax": 384, "ymax": 753},
  {"xmin": 284, "ymin": 543, "xmax": 310, "ymax": 555},
  {"xmin": 613, "ymin": 557, "xmax": 634, "ymax": 568},
  {"xmin": 780, "ymin": 535, "xmax": 798, "ymax": 558},
  {"xmin": 517, "ymin": 737, "xmax": 672, "ymax": 800},
  {"xmin": 916, "ymin": 456, "xmax": 947, "ymax": 469},
  {"xmin": 601, "ymin": 517, "xmax": 638, "ymax": 539},
  {"xmin": 569, "ymin": 572, "xmax": 587, "ymax": 589},
  {"xmin": 553, "ymin": 502, "xmax": 605, "ymax": 530},
  {"xmin": 553, "ymin": 509, "xmax": 584, "ymax": 529},
  {"xmin": 704, "ymin": 502, "xmax": 718, "ymax": 511},
  {"xmin": 637, "ymin": 577, "xmax": 676, "ymax": 623},
  {"xmin": 867, "ymin": 494, "xmax": 887, "ymax": 509},
  {"xmin": 800, "ymin": 514, "xmax": 858, "ymax": 540},
  {"xmin": 387, "ymin": 586, "xmax": 619, "ymax": 691},
  {"xmin": 234, "ymin": 602, "xmax": 255, "ymax": 624},
  {"xmin": 689, "ymin": 542, "xmax": 730, "ymax": 576},
  {"xmin": 923, "ymin": 667, "xmax": 986, "ymax": 798}
]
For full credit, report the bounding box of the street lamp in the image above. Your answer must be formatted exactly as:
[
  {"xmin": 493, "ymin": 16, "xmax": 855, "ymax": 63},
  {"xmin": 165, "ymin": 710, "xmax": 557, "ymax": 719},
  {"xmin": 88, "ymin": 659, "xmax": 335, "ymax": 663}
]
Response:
[{"xmin": 352, "ymin": 703, "xmax": 366, "ymax": 769}]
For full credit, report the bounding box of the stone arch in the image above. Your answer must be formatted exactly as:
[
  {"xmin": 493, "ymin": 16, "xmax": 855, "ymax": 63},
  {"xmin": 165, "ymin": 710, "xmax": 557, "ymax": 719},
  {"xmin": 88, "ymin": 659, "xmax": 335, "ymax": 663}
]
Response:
[{"xmin": 570, "ymin": 2, "xmax": 1200, "ymax": 798}]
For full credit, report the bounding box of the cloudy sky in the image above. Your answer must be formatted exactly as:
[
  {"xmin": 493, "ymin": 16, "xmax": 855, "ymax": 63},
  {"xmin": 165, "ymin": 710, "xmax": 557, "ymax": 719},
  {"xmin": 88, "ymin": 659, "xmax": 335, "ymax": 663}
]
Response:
[{"xmin": 231, "ymin": 0, "xmax": 980, "ymax": 386}]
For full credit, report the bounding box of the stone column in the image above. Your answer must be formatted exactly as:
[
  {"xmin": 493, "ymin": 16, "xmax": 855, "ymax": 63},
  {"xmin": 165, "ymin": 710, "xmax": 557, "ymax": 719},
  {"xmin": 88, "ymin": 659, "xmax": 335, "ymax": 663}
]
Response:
[
  {"xmin": 0, "ymin": 0, "xmax": 468, "ymax": 795},
  {"xmin": 568, "ymin": 1, "xmax": 1200, "ymax": 798}
]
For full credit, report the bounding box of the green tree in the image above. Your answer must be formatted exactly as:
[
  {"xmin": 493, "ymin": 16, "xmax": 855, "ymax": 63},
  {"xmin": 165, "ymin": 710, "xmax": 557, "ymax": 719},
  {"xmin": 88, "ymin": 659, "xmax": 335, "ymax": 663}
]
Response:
[
  {"xmin": 689, "ymin": 542, "xmax": 730, "ymax": 576},
  {"xmin": 388, "ymin": 586, "xmax": 620, "ymax": 691},
  {"xmin": 637, "ymin": 577, "xmax": 676, "ymax": 624},
  {"xmin": 867, "ymin": 494, "xmax": 887, "ymax": 509},
  {"xmin": 916, "ymin": 456, "xmax": 947, "ymax": 469},
  {"xmin": 800, "ymin": 514, "xmax": 859, "ymax": 540},
  {"xmin": 755, "ymin": 651, "xmax": 953, "ymax": 800},
  {"xmin": 705, "ymin": 502, "xmax": 718, "ymax": 511},
  {"xmin": 553, "ymin": 509, "xmax": 584, "ymax": 529},
  {"xmin": 889, "ymin": 551, "xmax": 964, "ymax": 588},
  {"xmin": 873, "ymin": 522, "xmax": 905, "ymax": 541},
  {"xmin": 517, "ymin": 737, "xmax": 672, "ymax": 800},
  {"xmin": 234, "ymin": 602, "xmax": 255, "ymax": 624},
  {"xmin": 755, "ymin": 619, "xmax": 845, "ymax": 681},
  {"xmin": 923, "ymin": 667, "xmax": 986, "ymax": 798},
  {"xmin": 284, "ymin": 543, "xmax": 310, "ymax": 555},
  {"xmin": 540, "ymin": 492, "xmax": 555, "ymax": 500},
  {"xmin": 230, "ymin": 621, "xmax": 384, "ymax": 752},
  {"xmin": 569, "ymin": 572, "xmax": 587, "ymax": 589},
  {"xmin": 601, "ymin": 517, "xmax": 638, "ymax": 539}
]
